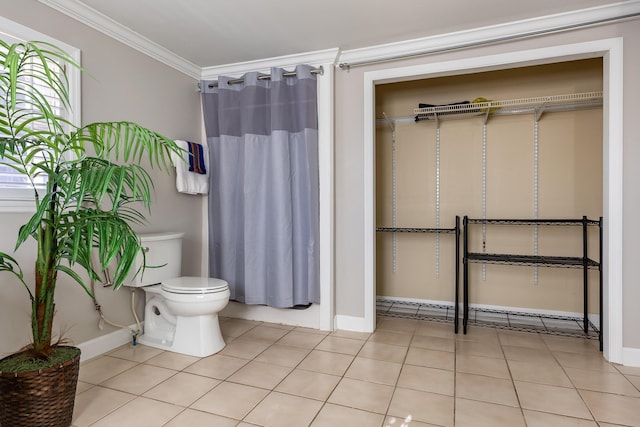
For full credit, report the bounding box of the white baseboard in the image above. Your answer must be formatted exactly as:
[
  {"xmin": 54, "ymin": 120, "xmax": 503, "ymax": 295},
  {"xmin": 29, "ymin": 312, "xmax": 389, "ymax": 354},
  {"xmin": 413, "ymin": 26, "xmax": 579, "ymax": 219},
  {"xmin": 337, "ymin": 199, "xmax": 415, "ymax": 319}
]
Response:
[
  {"xmin": 623, "ymin": 347, "xmax": 640, "ymax": 367},
  {"xmin": 76, "ymin": 324, "xmax": 139, "ymax": 362},
  {"xmin": 334, "ymin": 314, "xmax": 374, "ymax": 333},
  {"xmin": 220, "ymin": 301, "xmax": 322, "ymax": 330}
]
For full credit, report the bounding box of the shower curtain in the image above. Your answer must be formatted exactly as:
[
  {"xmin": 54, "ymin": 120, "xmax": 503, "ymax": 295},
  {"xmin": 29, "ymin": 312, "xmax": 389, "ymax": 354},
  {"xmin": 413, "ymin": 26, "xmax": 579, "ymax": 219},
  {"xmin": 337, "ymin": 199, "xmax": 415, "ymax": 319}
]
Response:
[{"xmin": 201, "ymin": 65, "xmax": 320, "ymax": 308}]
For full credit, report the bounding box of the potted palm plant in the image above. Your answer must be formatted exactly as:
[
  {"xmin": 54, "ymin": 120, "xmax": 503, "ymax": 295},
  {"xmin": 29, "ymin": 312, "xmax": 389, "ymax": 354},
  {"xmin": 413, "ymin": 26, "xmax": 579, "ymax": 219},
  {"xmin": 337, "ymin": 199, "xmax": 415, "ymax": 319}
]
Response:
[{"xmin": 0, "ymin": 40, "xmax": 181, "ymax": 426}]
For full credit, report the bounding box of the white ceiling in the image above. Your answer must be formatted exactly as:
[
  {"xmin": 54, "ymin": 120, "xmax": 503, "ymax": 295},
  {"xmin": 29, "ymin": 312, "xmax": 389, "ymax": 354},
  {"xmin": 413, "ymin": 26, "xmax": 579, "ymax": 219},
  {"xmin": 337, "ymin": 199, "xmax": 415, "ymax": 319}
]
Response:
[{"xmin": 50, "ymin": 0, "xmax": 625, "ymax": 70}]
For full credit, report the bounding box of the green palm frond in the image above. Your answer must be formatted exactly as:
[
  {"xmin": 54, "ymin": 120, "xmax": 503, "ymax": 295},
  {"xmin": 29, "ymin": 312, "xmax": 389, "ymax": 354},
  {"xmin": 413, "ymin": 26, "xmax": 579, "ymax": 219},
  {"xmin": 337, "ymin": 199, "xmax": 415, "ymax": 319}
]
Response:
[{"xmin": 1, "ymin": 40, "xmax": 181, "ymax": 355}]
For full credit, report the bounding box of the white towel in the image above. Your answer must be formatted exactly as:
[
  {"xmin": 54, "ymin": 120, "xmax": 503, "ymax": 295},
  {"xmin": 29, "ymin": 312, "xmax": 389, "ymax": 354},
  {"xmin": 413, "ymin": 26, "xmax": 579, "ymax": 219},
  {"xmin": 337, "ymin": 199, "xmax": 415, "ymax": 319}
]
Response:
[{"xmin": 171, "ymin": 140, "xmax": 209, "ymax": 195}]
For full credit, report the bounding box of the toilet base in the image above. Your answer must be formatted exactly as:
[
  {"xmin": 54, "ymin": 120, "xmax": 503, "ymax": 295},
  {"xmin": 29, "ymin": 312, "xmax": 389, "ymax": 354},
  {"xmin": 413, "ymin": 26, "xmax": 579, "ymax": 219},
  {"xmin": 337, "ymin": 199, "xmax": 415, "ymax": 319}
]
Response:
[{"xmin": 139, "ymin": 314, "xmax": 226, "ymax": 357}]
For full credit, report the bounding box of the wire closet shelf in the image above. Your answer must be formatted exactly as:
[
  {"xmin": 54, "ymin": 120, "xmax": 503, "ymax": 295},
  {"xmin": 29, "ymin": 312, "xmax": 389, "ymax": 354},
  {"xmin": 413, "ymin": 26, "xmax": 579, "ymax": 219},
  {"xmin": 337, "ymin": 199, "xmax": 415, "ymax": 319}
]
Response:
[{"xmin": 414, "ymin": 91, "xmax": 603, "ymax": 122}]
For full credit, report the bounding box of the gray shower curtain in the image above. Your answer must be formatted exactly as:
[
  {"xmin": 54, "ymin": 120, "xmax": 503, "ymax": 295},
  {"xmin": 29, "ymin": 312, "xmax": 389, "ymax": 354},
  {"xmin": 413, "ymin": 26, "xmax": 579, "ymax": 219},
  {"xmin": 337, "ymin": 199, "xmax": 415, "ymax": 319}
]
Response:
[{"xmin": 201, "ymin": 65, "xmax": 320, "ymax": 308}]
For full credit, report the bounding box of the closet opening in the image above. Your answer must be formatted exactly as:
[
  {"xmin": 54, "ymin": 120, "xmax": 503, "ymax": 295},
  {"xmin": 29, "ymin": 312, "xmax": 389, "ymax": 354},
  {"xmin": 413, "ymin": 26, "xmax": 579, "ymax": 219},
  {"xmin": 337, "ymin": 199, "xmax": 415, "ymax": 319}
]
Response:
[{"xmin": 375, "ymin": 60, "xmax": 603, "ymax": 344}]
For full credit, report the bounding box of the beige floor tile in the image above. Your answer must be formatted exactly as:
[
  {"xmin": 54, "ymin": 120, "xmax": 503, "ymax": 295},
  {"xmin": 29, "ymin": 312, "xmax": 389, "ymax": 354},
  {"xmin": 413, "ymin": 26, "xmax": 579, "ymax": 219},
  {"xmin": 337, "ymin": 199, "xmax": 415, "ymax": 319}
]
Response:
[
  {"xmin": 328, "ymin": 377, "xmax": 394, "ymax": 414},
  {"xmin": 315, "ymin": 335, "xmax": 365, "ymax": 355},
  {"xmin": 294, "ymin": 326, "xmax": 331, "ymax": 336},
  {"xmin": 383, "ymin": 415, "xmax": 441, "ymax": 427},
  {"xmin": 191, "ymin": 381, "xmax": 269, "ymax": 420},
  {"xmin": 397, "ymin": 364, "xmax": 454, "ymax": 396},
  {"xmin": 410, "ymin": 335, "xmax": 455, "ymax": 352},
  {"xmin": 330, "ymin": 329, "xmax": 371, "ymax": 340},
  {"xmin": 311, "ymin": 403, "xmax": 385, "ymax": 426},
  {"xmin": 78, "ymin": 355, "xmax": 137, "ymax": 384},
  {"xmin": 275, "ymin": 368, "xmax": 340, "ymax": 401},
  {"xmin": 455, "ymin": 339, "xmax": 503, "ymax": 358},
  {"xmin": 542, "ymin": 335, "xmax": 600, "ymax": 354},
  {"xmin": 369, "ymin": 330, "xmax": 414, "ymax": 346},
  {"xmin": 219, "ymin": 337, "xmax": 271, "ymax": 359},
  {"xmin": 143, "ymin": 350, "xmax": 200, "ymax": 371},
  {"xmin": 276, "ymin": 330, "xmax": 326, "ymax": 349},
  {"xmin": 414, "ymin": 320, "xmax": 457, "ymax": 339},
  {"xmin": 142, "ymin": 372, "xmax": 219, "ymax": 406},
  {"xmin": 254, "ymin": 344, "xmax": 311, "ymax": 367},
  {"xmin": 358, "ymin": 341, "xmax": 408, "ymax": 363},
  {"xmin": 553, "ymin": 350, "xmax": 617, "ymax": 372},
  {"xmin": 456, "ymin": 353, "xmax": 510, "ymax": 378},
  {"xmin": 501, "ymin": 344, "xmax": 555, "ymax": 363},
  {"xmin": 497, "ymin": 330, "xmax": 547, "ymax": 349},
  {"xmin": 297, "ymin": 349, "xmax": 355, "ymax": 376},
  {"xmin": 455, "ymin": 372, "xmax": 519, "ymax": 406},
  {"xmin": 226, "ymin": 360, "xmax": 292, "ymax": 389},
  {"xmin": 507, "ymin": 358, "xmax": 573, "ymax": 387},
  {"xmin": 565, "ymin": 366, "xmax": 640, "ymax": 396},
  {"xmin": 377, "ymin": 317, "xmax": 418, "ymax": 334},
  {"xmin": 456, "ymin": 325, "xmax": 500, "ymax": 342},
  {"xmin": 405, "ymin": 346, "xmax": 455, "ymax": 371},
  {"xmin": 240, "ymin": 325, "xmax": 290, "ymax": 343},
  {"xmin": 244, "ymin": 391, "xmax": 323, "ymax": 427},
  {"xmin": 613, "ymin": 363, "xmax": 640, "ymax": 376},
  {"xmin": 108, "ymin": 344, "xmax": 164, "ymax": 363},
  {"xmin": 73, "ymin": 386, "xmax": 136, "ymax": 426},
  {"xmin": 75, "ymin": 381, "xmax": 94, "ymax": 395},
  {"xmin": 454, "ymin": 398, "xmax": 526, "ymax": 427},
  {"xmin": 164, "ymin": 408, "xmax": 239, "ymax": 427},
  {"xmin": 220, "ymin": 318, "xmax": 259, "ymax": 337},
  {"xmin": 90, "ymin": 396, "xmax": 183, "ymax": 427},
  {"xmin": 580, "ymin": 389, "xmax": 640, "ymax": 426},
  {"xmin": 100, "ymin": 363, "xmax": 176, "ymax": 395},
  {"xmin": 387, "ymin": 387, "xmax": 454, "ymax": 426},
  {"xmin": 345, "ymin": 356, "xmax": 403, "ymax": 385},
  {"xmin": 627, "ymin": 374, "xmax": 640, "ymax": 390},
  {"xmin": 515, "ymin": 380, "xmax": 592, "ymax": 419},
  {"xmin": 523, "ymin": 409, "xmax": 598, "ymax": 426},
  {"xmin": 183, "ymin": 353, "xmax": 248, "ymax": 379}
]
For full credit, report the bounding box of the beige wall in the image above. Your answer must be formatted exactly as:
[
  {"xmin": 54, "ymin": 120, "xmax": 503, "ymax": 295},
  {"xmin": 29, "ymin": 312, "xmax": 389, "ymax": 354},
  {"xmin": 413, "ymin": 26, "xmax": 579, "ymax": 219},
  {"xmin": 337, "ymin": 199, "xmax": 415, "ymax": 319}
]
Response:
[
  {"xmin": 0, "ymin": 1, "xmax": 204, "ymax": 355},
  {"xmin": 335, "ymin": 20, "xmax": 640, "ymax": 349},
  {"xmin": 375, "ymin": 60, "xmax": 603, "ymax": 314}
]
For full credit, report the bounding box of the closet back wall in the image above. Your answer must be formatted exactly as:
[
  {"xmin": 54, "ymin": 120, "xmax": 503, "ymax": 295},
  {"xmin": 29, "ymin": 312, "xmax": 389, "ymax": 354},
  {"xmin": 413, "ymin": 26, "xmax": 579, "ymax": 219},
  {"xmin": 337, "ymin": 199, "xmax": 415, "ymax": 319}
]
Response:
[{"xmin": 375, "ymin": 59, "xmax": 603, "ymax": 315}]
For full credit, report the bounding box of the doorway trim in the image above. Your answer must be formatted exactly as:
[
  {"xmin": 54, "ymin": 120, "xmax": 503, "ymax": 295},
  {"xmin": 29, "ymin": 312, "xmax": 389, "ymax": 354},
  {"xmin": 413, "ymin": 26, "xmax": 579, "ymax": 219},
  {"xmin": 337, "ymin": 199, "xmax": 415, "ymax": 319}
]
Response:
[{"xmin": 363, "ymin": 38, "xmax": 623, "ymax": 363}]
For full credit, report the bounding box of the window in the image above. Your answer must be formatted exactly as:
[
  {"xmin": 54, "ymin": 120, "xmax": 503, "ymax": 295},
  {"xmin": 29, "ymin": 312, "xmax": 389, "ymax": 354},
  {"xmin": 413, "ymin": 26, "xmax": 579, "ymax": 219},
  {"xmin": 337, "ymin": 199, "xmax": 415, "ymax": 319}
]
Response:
[{"xmin": 0, "ymin": 17, "xmax": 80, "ymax": 211}]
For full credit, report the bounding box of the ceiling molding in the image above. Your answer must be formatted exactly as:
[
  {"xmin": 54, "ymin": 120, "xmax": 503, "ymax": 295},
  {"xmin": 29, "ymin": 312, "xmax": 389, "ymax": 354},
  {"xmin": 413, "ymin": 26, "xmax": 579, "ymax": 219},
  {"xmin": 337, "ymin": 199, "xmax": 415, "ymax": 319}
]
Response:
[
  {"xmin": 38, "ymin": 0, "xmax": 201, "ymax": 79},
  {"xmin": 200, "ymin": 48, "xmax": 340, "ymax": 80},
  {"xmin": 337, "ymin": 0, "xmax": 640, "ymax": 68}
]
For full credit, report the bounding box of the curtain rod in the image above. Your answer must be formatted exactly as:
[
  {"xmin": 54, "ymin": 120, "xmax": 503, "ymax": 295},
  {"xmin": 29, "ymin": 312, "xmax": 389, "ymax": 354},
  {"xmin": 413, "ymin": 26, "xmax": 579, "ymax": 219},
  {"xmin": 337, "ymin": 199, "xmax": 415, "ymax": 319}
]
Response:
[{"xmin": 200, "ymin": 66, "xmax": 324, "ymax": 89}]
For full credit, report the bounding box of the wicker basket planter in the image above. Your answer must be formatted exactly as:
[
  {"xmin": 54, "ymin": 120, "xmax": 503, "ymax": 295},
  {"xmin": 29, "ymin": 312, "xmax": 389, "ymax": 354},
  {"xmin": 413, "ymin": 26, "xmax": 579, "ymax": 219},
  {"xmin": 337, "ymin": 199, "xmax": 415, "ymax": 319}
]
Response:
[{"xmin": 0, "ymin": 346, "xmax": 81, "ymax": 427}]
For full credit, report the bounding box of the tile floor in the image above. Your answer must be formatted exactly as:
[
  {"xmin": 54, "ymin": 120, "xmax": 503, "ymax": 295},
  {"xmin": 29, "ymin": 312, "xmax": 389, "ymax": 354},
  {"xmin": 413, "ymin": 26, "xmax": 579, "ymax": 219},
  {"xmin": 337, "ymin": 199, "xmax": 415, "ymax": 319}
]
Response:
[{"xmin": 72, "ymin": 316, "xmax": 640, "ymax": 427}]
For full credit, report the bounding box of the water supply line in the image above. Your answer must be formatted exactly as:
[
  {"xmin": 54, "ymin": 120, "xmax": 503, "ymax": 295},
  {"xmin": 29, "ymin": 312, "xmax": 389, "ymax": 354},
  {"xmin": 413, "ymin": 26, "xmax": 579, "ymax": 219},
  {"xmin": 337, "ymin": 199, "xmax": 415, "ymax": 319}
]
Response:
[{"xmin": 89, "ymin": 253, "xmax": 142, "ymax": 345}]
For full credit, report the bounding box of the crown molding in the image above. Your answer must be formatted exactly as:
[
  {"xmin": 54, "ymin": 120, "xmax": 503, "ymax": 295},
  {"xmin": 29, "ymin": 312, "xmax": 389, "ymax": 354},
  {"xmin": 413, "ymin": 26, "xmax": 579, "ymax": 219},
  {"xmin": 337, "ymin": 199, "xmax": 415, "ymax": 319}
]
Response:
[
  {"xmin": 200, "ymin": 48, "xmax": 340, "ymax": 80},
  {"xmin": 38, "ymin": 0, "xmax": 201, "ymax": 79},
  {"xmin": 338, "ymin": 0, "xmax": 640, "ymax": 68}
]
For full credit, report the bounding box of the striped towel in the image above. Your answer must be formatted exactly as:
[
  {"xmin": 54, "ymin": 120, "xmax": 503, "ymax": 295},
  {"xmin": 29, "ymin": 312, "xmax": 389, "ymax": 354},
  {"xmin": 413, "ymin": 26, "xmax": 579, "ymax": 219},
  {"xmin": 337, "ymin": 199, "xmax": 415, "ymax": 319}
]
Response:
[{"xmin": 187, "ymin": 141, "xmax": 206, "ymax": 174}]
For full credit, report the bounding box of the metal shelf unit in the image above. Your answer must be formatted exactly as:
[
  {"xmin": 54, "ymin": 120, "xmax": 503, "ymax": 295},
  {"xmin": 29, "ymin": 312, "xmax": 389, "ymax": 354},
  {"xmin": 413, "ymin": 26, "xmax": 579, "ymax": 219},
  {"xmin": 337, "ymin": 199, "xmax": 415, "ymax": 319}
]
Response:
[
  {"xmin": 376, "ymin": 216, "xmax": 461, "ymax": 332},
  {"xmin": 462, "ymin": 216, "xmax": 603, "ymax": 349}
]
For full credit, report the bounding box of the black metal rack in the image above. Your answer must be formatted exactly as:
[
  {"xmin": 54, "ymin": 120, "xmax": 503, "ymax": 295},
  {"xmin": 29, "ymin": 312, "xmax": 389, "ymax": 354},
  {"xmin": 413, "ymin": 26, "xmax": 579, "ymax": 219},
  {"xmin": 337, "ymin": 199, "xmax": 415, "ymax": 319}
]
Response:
[
  {"xmin": 376, "ymin": 215, "xmax": 461, "ymax": 332},
  {"xmin": 462, "ymin": 216, "xmax": 603, "ymax": 349}
]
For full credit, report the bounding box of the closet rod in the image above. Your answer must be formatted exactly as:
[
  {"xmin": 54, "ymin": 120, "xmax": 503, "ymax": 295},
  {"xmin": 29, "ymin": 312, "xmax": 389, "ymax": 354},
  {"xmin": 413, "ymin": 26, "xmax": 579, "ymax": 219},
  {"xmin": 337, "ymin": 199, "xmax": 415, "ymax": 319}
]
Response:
[
  {"xmin": 202, "ymin": 66, "xmax": 324, "ymax": 89},
  {"xmin": 337, "ymin": 11, "xmax": 640, "ymax": 70}
]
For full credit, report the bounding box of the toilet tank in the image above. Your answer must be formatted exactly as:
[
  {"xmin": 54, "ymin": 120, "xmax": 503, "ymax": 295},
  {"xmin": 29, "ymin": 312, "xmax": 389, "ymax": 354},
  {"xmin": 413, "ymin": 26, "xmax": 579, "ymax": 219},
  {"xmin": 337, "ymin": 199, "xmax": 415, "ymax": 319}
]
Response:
[{"xmin": 127, "ymin": 232, "xmax": 185, "ymax": 287}]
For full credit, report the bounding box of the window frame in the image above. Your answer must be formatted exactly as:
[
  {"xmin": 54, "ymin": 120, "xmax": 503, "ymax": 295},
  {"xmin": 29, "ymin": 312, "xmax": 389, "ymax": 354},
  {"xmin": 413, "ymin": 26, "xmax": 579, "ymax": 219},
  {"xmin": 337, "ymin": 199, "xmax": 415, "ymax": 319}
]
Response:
[{"xmin": 0, "ymin": 16, "xmax": 81, "ymax": 212}]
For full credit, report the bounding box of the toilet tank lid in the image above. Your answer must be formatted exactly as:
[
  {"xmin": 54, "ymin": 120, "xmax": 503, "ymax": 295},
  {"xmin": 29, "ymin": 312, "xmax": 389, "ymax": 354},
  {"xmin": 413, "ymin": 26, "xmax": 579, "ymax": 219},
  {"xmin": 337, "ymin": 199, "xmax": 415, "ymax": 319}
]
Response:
[
  {"xmin": 139, "ymin": 232, "xmax": 185, "ymax": 242},
  {"xmin": 161, "ymin": 276, "xmax": 228, "ymax": 293}
]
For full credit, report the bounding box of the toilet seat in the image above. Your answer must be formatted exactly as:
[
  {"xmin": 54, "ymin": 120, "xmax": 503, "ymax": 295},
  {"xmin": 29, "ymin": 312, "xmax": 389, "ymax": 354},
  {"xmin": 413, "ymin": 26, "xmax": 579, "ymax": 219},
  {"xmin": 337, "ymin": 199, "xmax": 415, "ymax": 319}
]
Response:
[{"xmin": 161, "ymin": 276, "xmax": 229, "ymax": 294}]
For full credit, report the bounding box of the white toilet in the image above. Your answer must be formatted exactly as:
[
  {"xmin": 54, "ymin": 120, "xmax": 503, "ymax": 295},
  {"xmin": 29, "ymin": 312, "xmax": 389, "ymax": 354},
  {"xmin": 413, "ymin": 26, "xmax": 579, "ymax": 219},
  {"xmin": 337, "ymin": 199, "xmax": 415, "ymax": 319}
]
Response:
[{"xmin": 125, "ymin": 232, "xmax": 230, "ymax": 357}]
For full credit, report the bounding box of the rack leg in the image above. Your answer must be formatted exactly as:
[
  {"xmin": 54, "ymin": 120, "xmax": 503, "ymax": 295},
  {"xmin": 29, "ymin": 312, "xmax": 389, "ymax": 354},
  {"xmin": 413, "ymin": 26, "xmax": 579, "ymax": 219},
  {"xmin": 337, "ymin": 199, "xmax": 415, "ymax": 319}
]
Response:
[
  {"xmin": 599, "ymin": 216, "xmax": 603, "ymax": 351},
  {"xmin": 463, "ymin": 216, "xmax": 469, "ymax": 334},
  {"xmin": 454, "ymin": 215, "xmax": 460, "ymax": 334},
  {"xmin": 583, "ymin": 216, "xmax": 588, "ymax": 334}
]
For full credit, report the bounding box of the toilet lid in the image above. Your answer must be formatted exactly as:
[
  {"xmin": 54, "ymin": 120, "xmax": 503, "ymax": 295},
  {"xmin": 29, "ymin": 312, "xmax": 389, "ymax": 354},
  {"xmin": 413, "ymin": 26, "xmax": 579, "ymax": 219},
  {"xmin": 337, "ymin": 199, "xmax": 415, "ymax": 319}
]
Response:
[{"xmin": 161, "ymin": 276, "xmax": 229, "ymax": 294}]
